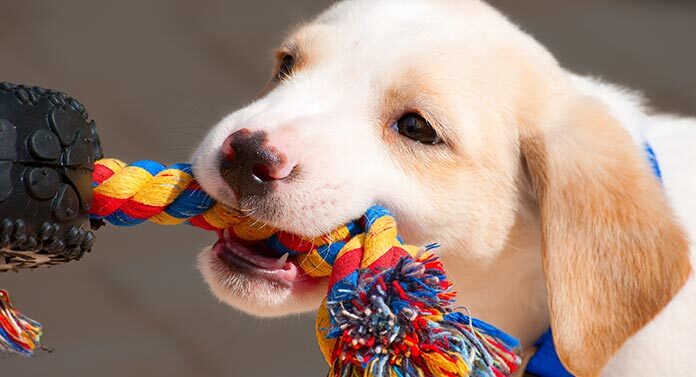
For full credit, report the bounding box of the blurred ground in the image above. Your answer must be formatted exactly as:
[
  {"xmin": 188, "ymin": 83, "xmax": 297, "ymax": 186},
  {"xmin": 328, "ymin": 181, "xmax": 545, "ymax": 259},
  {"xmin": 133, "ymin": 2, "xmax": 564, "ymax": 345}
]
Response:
[{"xmin": 1, "ymin": 1, "xmax": 694, "ymax": 376}]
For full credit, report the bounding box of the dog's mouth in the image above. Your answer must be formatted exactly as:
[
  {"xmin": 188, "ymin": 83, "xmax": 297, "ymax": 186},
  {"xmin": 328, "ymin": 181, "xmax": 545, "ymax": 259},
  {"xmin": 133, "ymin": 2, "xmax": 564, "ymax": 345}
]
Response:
[{"xmin": 213, "ymin": 229, "xmax": 304, "ymax": 287}]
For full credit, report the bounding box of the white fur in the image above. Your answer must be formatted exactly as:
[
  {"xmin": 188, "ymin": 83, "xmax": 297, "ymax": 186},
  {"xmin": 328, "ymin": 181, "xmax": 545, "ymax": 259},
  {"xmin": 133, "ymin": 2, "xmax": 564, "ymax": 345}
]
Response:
[{"xmin": 192, "ymin": 1, "xmax": 696, "ymax": 375}]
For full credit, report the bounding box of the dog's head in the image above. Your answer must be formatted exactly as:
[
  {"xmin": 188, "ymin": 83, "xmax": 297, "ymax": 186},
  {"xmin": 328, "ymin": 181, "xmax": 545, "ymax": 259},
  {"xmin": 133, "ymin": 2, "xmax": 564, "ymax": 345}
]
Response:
[{"xmin": 193, "ymin": 1, "xmax": 690, "ymax": 375}]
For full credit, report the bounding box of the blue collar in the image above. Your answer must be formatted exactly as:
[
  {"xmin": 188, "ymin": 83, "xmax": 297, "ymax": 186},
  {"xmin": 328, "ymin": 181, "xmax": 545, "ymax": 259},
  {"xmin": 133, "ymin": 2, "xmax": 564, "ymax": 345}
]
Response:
[
  {"xmin": 526, "ymin": 329, "xmax": 574, "ymax": 377},
  {"xmin": 525, "ymin": 142, "xmax": 661, "ymax": 377}
]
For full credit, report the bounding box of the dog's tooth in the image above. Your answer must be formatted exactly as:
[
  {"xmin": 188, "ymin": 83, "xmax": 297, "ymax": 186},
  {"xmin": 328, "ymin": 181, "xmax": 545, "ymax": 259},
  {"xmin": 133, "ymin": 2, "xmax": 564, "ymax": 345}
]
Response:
[
  {"xmin": 277, "ymin": 253, "xmax": 289, "ymax": 265},
  {"xmin": 223, "ymin": 228, "xmax": 231, "ymax": 241}
]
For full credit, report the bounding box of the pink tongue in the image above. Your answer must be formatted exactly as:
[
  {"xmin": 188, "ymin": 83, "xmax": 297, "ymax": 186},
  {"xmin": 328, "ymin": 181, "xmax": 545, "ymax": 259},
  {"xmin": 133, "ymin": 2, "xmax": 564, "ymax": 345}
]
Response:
[
  {"xmin": 215, "ymin": 237, "xmax": 300, "ymax": 283},
  {"xmin": 224, "ymin": 239, "xmax": 290, "ymax": 269}
]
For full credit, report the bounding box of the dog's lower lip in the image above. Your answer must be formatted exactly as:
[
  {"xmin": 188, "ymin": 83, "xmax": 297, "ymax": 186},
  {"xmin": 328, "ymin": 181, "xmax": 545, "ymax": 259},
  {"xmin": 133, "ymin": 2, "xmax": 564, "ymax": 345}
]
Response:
[{"xmin": 213, "ymin": 239, "xmax": 298, "ymax": 286}]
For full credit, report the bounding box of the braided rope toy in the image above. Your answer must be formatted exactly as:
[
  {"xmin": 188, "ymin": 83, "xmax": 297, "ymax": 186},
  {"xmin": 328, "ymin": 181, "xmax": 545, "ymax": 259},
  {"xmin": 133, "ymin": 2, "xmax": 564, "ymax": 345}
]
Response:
[
  {"xmin": 100, "ymin": 160, "xmax": 523, "ymax": 376},
  {"xmin": 0, "ymin": 83, "xmax": 520, "ymax": 376}
]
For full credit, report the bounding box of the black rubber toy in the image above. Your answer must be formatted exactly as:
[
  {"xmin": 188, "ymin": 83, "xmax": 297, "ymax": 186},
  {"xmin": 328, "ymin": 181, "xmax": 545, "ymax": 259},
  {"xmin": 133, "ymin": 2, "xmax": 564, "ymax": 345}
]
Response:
[{"xmin": 0, "ymin": 82, "xmax": 103, "ymax": 271}]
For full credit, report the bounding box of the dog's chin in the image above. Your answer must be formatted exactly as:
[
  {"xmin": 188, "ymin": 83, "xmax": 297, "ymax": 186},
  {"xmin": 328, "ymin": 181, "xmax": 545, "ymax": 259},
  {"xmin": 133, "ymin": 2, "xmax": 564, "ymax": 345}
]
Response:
[{"xmin": 197, "ymin": 246, "xmax": 327, "ymax": 317}]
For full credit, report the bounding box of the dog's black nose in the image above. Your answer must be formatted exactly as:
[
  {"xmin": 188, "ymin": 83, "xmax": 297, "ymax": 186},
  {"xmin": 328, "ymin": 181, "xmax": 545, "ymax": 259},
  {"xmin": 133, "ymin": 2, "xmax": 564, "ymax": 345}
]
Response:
[{"xmin": 219, "ymin": 128, "xmax": 295, "ymax": 199}]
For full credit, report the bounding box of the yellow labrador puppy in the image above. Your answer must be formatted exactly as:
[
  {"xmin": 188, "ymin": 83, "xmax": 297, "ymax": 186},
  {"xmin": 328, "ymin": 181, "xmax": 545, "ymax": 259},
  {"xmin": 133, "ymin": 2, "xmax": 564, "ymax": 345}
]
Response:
[{"xmin": 192, "ymin": 1, "xmax": 696, "ymax": 375}]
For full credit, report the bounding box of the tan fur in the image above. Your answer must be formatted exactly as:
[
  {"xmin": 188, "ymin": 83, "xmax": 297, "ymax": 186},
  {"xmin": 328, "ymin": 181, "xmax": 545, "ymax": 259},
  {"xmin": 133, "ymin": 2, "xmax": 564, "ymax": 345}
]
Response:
[
  {"xmin": 260, "ymin": 27, "xmax": 324, "ymax": 95},
  {"xmin": 377, "ymin": 75, "xmax": 471, "ymax": 180},
  {"xmin": 520, "ymin": 98, "xmax": 692, "ymax": 376}
]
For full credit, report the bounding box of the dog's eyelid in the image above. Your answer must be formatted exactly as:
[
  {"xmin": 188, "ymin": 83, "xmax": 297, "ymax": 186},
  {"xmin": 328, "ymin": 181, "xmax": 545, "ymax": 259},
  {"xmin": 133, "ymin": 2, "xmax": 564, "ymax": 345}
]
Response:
[
  {"xmin": 275, "ymin": 40, "xmax": 299, "ymax": 59},
  {"xmin": 274, "ymin": 47, "xmax": 293, "ymax": 59},
  {"xmin": 392, "ymin": 109, "xmax": 430, "ymax": 126}
]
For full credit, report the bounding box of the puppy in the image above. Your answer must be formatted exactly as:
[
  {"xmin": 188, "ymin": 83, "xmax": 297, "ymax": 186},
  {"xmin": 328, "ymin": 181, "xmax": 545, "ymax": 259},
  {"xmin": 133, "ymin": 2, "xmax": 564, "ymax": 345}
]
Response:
[{"xmin": 192, "ymin": 1, "xmax": 696, "ymax": 375}]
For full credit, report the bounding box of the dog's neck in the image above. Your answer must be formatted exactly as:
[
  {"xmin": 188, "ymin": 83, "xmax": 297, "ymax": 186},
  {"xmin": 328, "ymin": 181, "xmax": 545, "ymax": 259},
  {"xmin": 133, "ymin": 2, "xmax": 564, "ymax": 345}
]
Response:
[{"xmin": 439, "ymin": 184, "xmax": 549, "ymax": 349}]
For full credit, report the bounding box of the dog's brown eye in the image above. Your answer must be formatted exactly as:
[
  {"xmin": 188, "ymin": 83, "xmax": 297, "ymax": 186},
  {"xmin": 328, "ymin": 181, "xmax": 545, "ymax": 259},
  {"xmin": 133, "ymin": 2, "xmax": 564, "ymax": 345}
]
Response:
[
  {"xmin": 392, "ymin": 113, "xmax": 442, "ymax": 144},
  {"xmin": 277, "ymin": 54, "xmax": 295, "ymax": 79}
]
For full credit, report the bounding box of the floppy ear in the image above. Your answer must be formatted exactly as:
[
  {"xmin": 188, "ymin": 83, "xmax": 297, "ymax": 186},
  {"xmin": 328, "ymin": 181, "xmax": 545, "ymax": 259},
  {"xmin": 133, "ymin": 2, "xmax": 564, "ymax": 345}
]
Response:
[{"xmin": 521, "ymin": 97, "xmax": 691, "ymax": 376}]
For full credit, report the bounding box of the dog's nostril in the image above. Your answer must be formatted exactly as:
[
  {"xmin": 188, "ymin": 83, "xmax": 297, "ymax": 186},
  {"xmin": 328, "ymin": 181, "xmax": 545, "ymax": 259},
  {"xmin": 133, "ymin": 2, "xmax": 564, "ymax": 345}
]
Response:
[
  {"xmin": 222, "ymin": 135, "xmax": 237, "ymax": 162},
  {"xmin": 223, "ymin": 146, "xmax": 235, "ymax": 162},
  {"xmin": 252, "ymin": 163, "xmax": 273, "ymax": 182}
]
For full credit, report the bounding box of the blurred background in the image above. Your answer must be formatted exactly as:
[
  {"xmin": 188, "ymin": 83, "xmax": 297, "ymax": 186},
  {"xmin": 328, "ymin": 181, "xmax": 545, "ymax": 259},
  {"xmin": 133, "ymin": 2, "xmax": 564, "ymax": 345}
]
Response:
[{"xmin": 1, "ymin": 1, "xmax": 694, "ymax": 376}]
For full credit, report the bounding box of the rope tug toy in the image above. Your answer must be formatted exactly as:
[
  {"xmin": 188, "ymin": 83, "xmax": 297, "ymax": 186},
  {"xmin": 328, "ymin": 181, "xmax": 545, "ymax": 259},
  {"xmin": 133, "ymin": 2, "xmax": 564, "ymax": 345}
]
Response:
[{"xmin": 0, "ymin": 82, "xmax": 521, "ymax": 376}]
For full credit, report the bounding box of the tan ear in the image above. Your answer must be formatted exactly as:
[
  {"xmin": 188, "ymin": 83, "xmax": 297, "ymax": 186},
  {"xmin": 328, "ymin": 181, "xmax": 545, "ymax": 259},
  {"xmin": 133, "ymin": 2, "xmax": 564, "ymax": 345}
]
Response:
[{"xmin": 521, "ymin": 97, "xmax": 691, "ymax": 376}]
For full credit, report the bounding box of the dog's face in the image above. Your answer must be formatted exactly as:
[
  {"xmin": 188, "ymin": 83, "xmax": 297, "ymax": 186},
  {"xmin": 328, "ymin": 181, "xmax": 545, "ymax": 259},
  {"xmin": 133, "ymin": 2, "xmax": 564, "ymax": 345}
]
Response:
[
  {"xmin": 194, "ymin": 1, "xmax": 691, "ymax": 374},
  {"xmin": 193, "ymin": 0, "xmax": 548, "ymax": 316}
]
